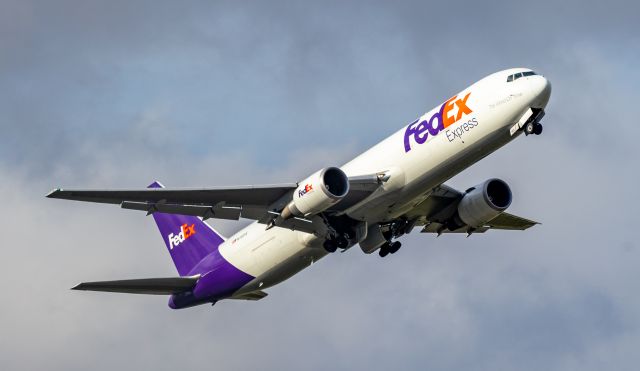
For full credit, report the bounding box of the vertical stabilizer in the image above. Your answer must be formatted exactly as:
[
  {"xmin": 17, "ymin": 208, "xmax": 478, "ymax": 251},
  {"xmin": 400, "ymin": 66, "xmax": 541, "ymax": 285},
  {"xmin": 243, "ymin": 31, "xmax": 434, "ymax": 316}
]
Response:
[{"xmin": 148, "ymin": 181, "xmax": 225, "ymax": 276}]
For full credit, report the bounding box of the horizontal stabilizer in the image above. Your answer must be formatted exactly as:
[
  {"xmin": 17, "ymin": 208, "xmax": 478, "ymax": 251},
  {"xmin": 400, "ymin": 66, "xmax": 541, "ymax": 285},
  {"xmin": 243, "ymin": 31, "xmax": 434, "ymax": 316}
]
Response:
[{"xmin": 71, "ymin": 276, "xmax": 200, "ymax": 295}]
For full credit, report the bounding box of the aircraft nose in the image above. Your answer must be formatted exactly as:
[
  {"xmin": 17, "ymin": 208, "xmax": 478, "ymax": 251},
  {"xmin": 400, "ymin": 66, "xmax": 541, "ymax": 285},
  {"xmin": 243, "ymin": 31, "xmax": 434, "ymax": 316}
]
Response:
[{"xmin": 530, "ymin": 75, "xmax": 552, "ymax": 109}]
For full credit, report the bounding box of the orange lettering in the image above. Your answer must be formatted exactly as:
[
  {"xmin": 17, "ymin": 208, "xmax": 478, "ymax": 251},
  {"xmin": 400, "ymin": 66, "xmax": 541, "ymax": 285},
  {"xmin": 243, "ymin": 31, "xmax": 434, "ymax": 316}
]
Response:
[
  {"xmin": 183, "ymin": 223, "xmax": 196, "ymax": 239},
  {"xmin": 454, "ymin": 93, "xmax": 472, "ymax": 120},
  {"xmin": 442, "ymin": 96, "xmax": 458, "ymax": 128}
]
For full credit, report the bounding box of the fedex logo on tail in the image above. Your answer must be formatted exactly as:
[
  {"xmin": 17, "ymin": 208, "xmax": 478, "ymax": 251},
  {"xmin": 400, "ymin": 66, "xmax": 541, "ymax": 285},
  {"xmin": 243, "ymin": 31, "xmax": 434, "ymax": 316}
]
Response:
[
  {"xmin": 404, "ymin": 92, "xmax": 474, "ymax": 152},
  {"xmin": 168, "ymin": 223, "xmax": 196, "ymax": 250}
]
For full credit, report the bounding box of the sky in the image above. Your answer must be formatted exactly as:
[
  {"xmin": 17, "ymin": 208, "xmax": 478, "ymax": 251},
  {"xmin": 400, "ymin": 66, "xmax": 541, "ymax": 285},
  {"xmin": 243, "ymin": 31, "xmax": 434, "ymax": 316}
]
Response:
[{"xmin": 1, "ymin": 1, "xmax": 639, "ymax": 370}]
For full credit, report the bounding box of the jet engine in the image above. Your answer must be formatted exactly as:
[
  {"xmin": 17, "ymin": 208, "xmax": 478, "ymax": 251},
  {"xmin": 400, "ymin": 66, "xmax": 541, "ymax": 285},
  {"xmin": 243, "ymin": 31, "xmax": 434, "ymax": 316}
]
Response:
[
  {"xmin": 455, "ymin": 178, "xmax": 512, "ymax": 228},
  {"xmin": 281, "ymin": 167, "xmax": 349, "ymax": 219}
]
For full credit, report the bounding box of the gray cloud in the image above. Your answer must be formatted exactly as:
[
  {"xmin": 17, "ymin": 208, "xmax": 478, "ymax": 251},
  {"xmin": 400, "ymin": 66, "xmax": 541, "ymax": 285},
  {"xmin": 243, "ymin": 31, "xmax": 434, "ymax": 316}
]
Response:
[{"xmin": 1, "ymin": 0, "xmax": 639, "ymax": 370}]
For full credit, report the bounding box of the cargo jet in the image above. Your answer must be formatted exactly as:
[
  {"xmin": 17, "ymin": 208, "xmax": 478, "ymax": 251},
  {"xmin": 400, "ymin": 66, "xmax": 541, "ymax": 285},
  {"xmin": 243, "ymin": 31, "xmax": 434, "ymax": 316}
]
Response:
[{"xmin": 47, "ymin": 68, "xmax": 552, "ymax": 309}]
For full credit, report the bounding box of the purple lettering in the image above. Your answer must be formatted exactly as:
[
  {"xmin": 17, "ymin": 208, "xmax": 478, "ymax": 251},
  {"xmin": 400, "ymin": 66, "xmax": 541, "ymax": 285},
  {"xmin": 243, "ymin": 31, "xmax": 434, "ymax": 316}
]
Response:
[
  {"xmin": 427, "ymin": 105, "xmax": 445, "ymax": 136},
  {"xmin": 403, "ymin": 119, "xmax": 420, "ymax": 152},
  {"xmin": 404, "ymin": 104, "xmax": 445, "ymax": 152}
]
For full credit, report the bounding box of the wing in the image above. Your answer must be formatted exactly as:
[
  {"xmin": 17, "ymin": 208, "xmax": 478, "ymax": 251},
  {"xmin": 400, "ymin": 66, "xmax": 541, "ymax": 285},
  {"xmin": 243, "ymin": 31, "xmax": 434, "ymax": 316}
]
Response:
[
  {"xmin": 71, "ymin": 276, "xmax": 199, "ymax": 295},
  {"xmin": 402, "ymin": 184, "xmax": 538, "ymax": 234},
  {"xmin": 47, "ymin": 175, "xmax": 384, "ymax": 234},
  {"xmin": 47, "ymin": 184, "xmax": 297, "ymax": 208}
]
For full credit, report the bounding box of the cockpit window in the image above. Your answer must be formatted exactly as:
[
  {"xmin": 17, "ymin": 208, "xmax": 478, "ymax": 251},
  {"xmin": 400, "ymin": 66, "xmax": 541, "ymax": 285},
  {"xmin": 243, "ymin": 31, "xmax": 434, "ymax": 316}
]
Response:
[{"xmin": 507, "ymin": 71, "xmax": 536, "ymax": 82}]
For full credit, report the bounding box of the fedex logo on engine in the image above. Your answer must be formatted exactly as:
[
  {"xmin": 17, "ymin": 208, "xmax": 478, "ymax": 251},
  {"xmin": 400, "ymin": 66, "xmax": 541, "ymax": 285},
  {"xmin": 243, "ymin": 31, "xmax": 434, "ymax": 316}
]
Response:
[
  {"xmin": 404, "ymin": 92, "xmax": 474, "ymax": 152},
  {"xmin": 298, "ymin": 184, "xmax": 313, "ymax": 198},
  {"xmin": 168, "ymin": 223, "xmax": 196, "ymax": 250}
]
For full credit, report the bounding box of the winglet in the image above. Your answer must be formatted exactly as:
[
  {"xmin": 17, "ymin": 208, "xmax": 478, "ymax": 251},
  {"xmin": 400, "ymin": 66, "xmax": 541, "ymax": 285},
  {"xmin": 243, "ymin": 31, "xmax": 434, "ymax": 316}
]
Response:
[{"xmin": 45, "ymin": 188, "xmax": 62, "ymax": 198}]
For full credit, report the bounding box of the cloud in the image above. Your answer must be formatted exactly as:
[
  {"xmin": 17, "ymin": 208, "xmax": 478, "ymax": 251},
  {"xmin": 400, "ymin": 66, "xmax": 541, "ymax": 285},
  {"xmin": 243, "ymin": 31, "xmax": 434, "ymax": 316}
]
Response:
[{"xmin": 1, "ymin": 1, "xmax": 639, "ymax": 370}]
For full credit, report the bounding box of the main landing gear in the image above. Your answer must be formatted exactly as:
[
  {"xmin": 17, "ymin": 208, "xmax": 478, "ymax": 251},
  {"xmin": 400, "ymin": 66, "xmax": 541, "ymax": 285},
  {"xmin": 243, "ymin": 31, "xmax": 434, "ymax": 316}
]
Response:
[
  {"xmin": 321, "ymin": 217, "xmax": 409, "ymax": 257},
  {"xmin": 378, "ymin": 241, "xmax": 401, "ymax": 257},
  {"xmin": 323, "ymin": 235, "xmax": 349, "ymax": 253}
]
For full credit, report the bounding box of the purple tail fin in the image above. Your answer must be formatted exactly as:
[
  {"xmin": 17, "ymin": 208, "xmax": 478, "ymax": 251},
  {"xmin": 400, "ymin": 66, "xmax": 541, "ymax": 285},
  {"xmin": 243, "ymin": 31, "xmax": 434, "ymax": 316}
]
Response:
[{"xmin": 148, "ymin": 181, "xmax": 225, "ymax": 276}]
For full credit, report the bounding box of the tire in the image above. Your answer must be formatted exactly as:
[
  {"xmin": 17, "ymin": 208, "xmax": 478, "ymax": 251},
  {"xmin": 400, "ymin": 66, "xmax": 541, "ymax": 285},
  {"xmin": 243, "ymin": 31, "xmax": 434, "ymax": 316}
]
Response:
[
  {"xmin": 379, "ymin": 247, "xmax": 389, "ymax": 257},
  {"xmin": 524, "ymin": 121, "xmax": 535, "ymax": 135},
  {"xmin": 533, "ymin": 123, "xmax": 543, "ymax": 135},
  {"xmin": 336, "ymin": 237, "xmax": 349, "ymax": 249},
  {"xmin": 389, "ymin": 241, "xmax": 402, "ymax": 254},
  {"xmin": 323, "ymin": 240, "xmax": 337, "ymax": 253},
  {"xmin": 344, "ymin": 230, "xmax": 355, "ymax": 240}
]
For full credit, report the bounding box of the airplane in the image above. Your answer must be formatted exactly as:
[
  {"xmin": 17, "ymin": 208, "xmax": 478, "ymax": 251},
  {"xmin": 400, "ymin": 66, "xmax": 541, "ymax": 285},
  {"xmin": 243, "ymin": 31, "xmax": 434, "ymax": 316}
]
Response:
[{"xmin": 47, "ymin": 68, "xmax": 551, "ymax": 309}]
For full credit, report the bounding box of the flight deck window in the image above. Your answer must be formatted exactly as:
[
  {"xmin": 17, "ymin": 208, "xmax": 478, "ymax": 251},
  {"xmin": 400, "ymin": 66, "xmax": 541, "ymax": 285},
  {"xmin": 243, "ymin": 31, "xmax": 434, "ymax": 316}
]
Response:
[{"xmin": 508, "ymin": 71, "xmax": 536, "ymax": 82}]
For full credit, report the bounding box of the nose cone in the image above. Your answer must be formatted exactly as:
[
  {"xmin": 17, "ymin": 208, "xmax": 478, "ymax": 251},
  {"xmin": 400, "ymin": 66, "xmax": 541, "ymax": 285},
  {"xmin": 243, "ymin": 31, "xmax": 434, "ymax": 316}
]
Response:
[{"xmin": 530, "ymin": 75, "xmax": 552, "ymax": 109}]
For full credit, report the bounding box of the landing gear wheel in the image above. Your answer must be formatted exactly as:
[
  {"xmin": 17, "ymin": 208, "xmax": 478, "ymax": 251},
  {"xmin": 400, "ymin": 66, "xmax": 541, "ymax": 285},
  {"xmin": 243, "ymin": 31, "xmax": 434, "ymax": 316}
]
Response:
[
  {"xmin": 336, "ymin": 237, "xmax": 349, "ymax": 249},
  {"xmin": 533, "ymin": 122, "xmax": 543, "ymax": 135},
  {"xmin": 389, "ymin": 241, "xmax": 402, "ymax": 254},
  {"xmin": 379, "ymin": 246, "xmax": 390, "ymax": 257},
  {"xmin": 524, "ymin": 121, "xmax": 535, "ymax": 135},
  {"xmin": 323, "ymin": 239, "xmax": 337, "ymax": 253},
  {"xmin": 344, "ymin": 230, "xmax": 355, "ymax": 240}
]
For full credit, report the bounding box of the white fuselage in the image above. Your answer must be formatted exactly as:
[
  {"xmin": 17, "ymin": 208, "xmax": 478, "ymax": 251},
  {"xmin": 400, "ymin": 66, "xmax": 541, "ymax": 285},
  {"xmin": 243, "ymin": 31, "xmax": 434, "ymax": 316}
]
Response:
[{"xmin": 219, "ymin": 68, "xmax": 551, "ymax": 297}]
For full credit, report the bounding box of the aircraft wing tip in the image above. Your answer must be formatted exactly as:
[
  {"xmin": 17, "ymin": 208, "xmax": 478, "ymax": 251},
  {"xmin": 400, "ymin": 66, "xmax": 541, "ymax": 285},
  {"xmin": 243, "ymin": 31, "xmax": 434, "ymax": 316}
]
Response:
[{"xmin": 46, "ymin": 188, "xmax": 62, "ymax": 198}]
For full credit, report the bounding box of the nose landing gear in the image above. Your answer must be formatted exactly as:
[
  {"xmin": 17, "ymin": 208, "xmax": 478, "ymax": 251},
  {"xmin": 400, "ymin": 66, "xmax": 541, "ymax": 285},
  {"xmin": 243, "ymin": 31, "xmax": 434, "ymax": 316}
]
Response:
[
  {"xmin": 523, "ymin": 108, "xmax": 544, "ymax": 136},
  {"xmin": 524, "ymin": 121, "xmax": 543, "ymax": 136}
]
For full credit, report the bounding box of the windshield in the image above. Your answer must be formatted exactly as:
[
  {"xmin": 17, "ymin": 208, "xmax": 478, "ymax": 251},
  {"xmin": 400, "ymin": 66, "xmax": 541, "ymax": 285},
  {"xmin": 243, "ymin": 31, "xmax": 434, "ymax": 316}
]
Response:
[{"xmin": 507, "ymin": 71, "xmax": 536, "ymax": 82}]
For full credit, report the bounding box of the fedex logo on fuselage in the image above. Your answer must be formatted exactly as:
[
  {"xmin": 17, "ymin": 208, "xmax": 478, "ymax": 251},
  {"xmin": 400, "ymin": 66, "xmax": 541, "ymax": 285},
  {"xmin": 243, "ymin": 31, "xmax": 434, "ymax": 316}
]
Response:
[
  {"xmin": 404, "ymin": 92, "xmax": 473, "ymax": 152},
  {"xmin": 168, "ymin": 223, "xmax": 196, "ymax": 250},
  {"xmin": 298, "ymin": 184, "xmax": 313, "ymax": 197}
]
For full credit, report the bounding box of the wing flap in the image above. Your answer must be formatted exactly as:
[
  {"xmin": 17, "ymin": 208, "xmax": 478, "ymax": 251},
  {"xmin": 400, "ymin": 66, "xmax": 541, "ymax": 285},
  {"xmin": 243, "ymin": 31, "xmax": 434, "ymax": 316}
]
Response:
[
  {"xmin": 71, "ymin": 276, "xmax": 200, "ymax": 295},
  {"xmin": 486, "ymin": 212, "xmax": 539, "ymax": 230},
  {"xmin": 121, "ymin": 201, "xmax": 245, "ymax": 220},
  {"xmin": 420, "ymin": 223, "xmax": 490, "ymax": 234},
  {"xmin": 420, "ymin": 212, "xmax": 538, "ymax": 234}
]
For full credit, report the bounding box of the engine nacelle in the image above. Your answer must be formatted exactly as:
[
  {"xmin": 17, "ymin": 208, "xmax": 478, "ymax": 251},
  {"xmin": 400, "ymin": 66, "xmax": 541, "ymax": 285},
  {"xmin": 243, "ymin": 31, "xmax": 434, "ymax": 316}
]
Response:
[
  {"xmin": 281, "ymin": 167, "xmax": 349, "ymax": 218},
  {"xmin": 456, "ymin": 178, "xmax": 512, "ymax": 228}
]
